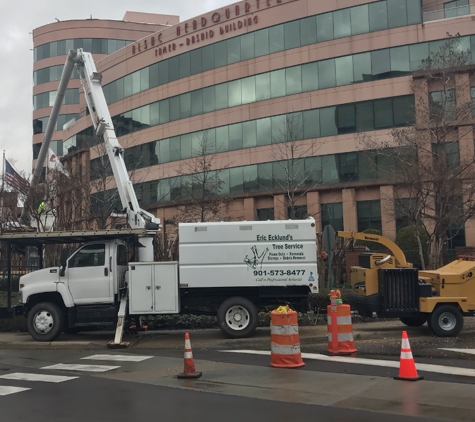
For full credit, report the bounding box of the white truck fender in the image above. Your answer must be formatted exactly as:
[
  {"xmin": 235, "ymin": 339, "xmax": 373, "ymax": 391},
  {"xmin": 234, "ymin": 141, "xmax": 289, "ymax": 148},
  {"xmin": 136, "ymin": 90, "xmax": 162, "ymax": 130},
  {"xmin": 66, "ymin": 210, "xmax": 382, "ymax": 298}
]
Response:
[
  {"xmin": 56, "ymin": 283, "xmax": 74, "ymax": 307},
  {"xmin": 22, "ymin": 282, "xmax": 74, "ymax": 308}
]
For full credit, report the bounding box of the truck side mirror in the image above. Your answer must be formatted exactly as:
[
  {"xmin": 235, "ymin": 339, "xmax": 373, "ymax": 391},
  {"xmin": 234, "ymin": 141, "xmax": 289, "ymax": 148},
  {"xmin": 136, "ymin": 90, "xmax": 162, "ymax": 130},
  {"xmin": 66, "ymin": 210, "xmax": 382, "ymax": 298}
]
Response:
[{"xmin": 59, "ymin": 248, "xmax": 68, "ymax": 277}]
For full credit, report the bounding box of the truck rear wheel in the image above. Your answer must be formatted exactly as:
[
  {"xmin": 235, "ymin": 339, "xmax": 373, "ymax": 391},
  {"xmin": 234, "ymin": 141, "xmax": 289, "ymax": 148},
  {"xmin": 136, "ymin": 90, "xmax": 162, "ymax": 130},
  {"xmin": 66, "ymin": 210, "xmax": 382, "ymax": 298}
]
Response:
[
  {"xmin": 428, "ymin": 305, "xmax": 463, "ymax": 337},
  {"xmin": 399, "ymin": 316, "xmax": 427, "ymax": 327},
  {"xmin": 217, "ymin": 297, "xmax": 258, "ymax": 338},
  {"xmin": 27, "ymin": 302, "xmax": 64, "ymax": 342}
]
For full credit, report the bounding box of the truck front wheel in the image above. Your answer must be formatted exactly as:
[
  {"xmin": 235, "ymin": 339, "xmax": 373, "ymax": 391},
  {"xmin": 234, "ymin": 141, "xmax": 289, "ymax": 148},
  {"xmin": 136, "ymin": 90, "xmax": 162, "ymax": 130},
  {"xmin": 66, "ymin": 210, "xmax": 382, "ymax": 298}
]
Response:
[
  {"xmin": 428, "ymin": 305, "xmax": 463, "ymax": 337},
  {"xmin": 27, "ymin": 302, "xmax": 64, "ymax": 342},
  {"xmin": 217, "ymin": 297, "xmax": 258, "ymax": 338}
]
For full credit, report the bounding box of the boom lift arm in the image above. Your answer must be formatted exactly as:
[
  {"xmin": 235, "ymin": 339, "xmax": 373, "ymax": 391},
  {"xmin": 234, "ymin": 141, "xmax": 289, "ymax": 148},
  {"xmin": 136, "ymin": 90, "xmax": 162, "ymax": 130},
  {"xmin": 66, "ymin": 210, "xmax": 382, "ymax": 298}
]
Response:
[{"xmin": 24, "ymin": 49, "xmax": 160, "ymax": 259}]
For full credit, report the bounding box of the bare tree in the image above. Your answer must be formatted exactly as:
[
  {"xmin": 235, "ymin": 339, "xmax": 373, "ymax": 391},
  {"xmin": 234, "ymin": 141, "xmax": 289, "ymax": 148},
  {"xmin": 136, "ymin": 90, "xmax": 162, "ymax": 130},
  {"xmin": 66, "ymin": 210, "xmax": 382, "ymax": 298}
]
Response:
[
  {"xmin": 267, "ymin": 112, "xmax": 324, "ymax": 219},
  {"xmin": 360, "ymin": 34, "xmax": 475, "ymax": 269},
  {"xmin": 175, "ymin": 129, "xmax": 231, "ymax": 223}
]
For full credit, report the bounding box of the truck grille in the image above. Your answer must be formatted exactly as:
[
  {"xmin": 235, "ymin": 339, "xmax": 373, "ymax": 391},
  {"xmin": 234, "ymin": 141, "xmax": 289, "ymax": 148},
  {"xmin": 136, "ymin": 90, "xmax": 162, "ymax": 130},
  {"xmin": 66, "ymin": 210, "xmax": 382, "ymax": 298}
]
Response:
[{"xmin": 378, "ymin": 268, "xmax": 419, "ymax": 312}]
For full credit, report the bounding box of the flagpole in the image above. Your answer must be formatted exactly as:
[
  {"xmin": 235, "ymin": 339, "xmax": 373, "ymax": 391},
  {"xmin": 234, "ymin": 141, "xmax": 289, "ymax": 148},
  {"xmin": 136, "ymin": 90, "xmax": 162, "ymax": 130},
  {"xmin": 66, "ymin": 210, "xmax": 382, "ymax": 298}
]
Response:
[{"xmin": 1, "ymin": 150, "xmax": 5, "ymax": 192}]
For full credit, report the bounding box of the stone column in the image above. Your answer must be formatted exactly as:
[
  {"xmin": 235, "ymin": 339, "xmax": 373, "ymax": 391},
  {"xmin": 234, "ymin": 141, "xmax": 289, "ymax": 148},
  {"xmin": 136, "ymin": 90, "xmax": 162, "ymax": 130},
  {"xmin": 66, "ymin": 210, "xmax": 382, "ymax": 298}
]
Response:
[
  {"xmin": 380, "ymin": 185, "xmax": 396, "ymax": 240},
  {"xmin": 243, "ymin": 197, "xmax": 256, "ymax": 221},
  {"xmin": 274, "ymin": 194, "xmax": 287, "ymax": 220},
  {"xmin": 342, "ymin": 189, "xmax": 357, "ymax": 231},
  {"xmin": 306, "ymin": 191, "xmax": 321, "ymax": 232}
]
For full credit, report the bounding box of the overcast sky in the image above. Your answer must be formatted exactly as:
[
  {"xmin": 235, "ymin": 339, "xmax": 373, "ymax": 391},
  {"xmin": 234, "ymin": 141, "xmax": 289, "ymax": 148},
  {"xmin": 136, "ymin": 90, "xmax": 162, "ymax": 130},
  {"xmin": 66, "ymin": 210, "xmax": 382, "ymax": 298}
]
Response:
[{"xmin": 0, "ymin": 0, "xmax": 230, "ymax": 174}]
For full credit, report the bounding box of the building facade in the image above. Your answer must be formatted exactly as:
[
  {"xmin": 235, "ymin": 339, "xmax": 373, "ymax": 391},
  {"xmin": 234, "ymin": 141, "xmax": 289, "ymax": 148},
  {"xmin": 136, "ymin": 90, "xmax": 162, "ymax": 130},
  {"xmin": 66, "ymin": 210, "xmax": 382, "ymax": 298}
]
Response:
[{"xmin": 32, "ymin": 0, "xmax": 475, "ymax": 248}]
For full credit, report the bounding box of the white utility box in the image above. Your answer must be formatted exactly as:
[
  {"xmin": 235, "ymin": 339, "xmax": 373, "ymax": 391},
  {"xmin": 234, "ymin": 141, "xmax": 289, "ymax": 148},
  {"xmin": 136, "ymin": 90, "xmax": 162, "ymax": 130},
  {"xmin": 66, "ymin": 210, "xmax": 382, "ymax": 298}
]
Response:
[{"xmin": 128, "ymin": 262, "xmax": 179, "ymax": 314}]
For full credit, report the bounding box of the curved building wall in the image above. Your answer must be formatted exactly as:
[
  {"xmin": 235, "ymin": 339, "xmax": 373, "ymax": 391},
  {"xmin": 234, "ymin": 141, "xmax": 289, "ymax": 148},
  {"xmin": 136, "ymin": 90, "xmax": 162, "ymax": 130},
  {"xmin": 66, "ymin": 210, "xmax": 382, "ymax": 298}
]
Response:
[
  {"xmin": 48, "ymin": 0, "xmax": 475, "ymax": 246},
  {"xmin": 32, "ymin": 14, "xmax": 175, "ymax": 160}
]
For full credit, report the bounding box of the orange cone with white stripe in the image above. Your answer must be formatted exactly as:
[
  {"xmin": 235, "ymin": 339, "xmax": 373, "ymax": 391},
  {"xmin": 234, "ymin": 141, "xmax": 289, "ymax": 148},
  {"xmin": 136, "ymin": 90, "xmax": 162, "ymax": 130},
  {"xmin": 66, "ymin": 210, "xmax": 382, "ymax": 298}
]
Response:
[
  {"xmin": 394, "ymin": 331, "xmax": 423, "ymax": 381},
  {"xmin": 176, "ymin": 332, "xmax": 202, "ymax": 379}
]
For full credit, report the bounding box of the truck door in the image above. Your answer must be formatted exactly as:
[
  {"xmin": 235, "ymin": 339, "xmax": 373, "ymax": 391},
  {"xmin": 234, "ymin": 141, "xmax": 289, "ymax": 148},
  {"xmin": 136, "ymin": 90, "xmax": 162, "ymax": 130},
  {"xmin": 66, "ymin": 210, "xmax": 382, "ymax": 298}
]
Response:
[{"xmin": 66, "ymin": 242, "xmax": 112, "ymax": 304}]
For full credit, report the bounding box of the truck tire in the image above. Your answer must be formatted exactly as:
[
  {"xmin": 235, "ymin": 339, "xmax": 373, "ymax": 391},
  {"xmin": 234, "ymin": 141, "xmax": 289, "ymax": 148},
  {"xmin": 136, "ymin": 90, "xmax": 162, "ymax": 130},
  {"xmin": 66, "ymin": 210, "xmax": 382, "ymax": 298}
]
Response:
[
  {"xmin": 399, "ymin": 316, "xmax": 427, "ymax": 327},
  {"xmin": 217, "ymin": 297, "xmax": 258, "ymax": 338},
  {"xmin": 428, "ymin": 305, "xmax": 464, "ymax": 337},
  {"xmin": 27, "ymin": 302, "xmax": 64, "ymax": 342}
]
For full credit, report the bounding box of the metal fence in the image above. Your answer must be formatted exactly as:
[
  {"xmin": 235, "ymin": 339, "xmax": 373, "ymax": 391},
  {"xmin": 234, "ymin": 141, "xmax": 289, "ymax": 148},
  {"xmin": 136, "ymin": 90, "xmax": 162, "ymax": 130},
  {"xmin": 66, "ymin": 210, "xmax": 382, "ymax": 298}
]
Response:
[{"xmin": 0, "ymin": 260, "xmax": 40, "ymax": 292}]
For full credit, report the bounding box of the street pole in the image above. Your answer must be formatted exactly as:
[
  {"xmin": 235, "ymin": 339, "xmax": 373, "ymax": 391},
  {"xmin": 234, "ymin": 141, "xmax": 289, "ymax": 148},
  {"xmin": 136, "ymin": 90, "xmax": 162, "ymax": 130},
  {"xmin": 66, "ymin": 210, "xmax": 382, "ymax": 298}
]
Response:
[{"xmin": 326, "ymin": 227, "xmax": 333, "ymax": 289}]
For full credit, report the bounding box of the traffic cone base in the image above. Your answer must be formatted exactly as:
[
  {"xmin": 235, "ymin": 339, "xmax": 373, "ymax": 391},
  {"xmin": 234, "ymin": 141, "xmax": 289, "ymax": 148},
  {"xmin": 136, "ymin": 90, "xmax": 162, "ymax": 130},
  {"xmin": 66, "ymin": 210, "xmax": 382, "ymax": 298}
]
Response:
[
  {"xmin": 176, "ymin": 332, "xmax": 202, "ymax": 379},
  {"xmin": 394, "ymin": 331, "xmax": 423, "ymax": 381}
]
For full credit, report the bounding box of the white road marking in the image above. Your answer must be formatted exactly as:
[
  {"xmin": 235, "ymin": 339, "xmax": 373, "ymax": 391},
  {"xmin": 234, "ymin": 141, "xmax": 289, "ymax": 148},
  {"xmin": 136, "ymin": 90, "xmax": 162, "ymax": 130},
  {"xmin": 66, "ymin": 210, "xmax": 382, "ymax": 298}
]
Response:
[
  {"xmin": 0, "ymin": 386, "xmax": 30, "ymax": 396},
  {"xmin": 440, "ymin": 348, "xmax": 475, "ymax": 356},
  {"xmin": 0, "ymin": 373, "xmax": 78, "ymax": 383},
  {"xmin": 222, "ymin": 350, "xmax": 475, "ymax": 378},
  {"xmin": 81, "ymin": 354, "xmax": 153, "ymax": 362},
  {"xmin": 41, "ymin": 364, "xmax": 119, "ymax": 372}
]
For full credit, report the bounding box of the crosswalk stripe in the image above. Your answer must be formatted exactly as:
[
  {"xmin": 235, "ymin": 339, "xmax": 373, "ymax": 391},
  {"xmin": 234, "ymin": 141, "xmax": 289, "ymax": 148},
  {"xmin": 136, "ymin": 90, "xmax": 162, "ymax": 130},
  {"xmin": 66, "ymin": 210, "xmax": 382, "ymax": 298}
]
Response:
[
  {"xmin": 0, "ymin": 373, "xmax": 78, "ymax": 383},
  {"xmin": 440, "ymin": 348, "xmax": 475, "ymax": 356},
  {"xmin": 81, "ymin": 354, "xmax": 153, "ymax": 362},
  {"xmin": 221, "ymin": 350, "xmax": 475, "ymax": 378},
  {"xmin": 41, "ymin": 364, "xmax": 119, "ymax": 372},
  {"xmin": 0, "ymin": 386, "xmax": 30, "ymax": 396}
]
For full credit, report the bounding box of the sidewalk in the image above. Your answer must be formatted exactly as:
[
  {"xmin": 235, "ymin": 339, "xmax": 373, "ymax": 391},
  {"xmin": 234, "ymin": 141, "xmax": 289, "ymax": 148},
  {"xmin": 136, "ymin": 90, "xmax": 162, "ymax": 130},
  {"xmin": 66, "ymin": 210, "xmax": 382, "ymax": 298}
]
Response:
[{"xmin": 1, "ymin": 319, "xmax": 474, "ymax": 351}]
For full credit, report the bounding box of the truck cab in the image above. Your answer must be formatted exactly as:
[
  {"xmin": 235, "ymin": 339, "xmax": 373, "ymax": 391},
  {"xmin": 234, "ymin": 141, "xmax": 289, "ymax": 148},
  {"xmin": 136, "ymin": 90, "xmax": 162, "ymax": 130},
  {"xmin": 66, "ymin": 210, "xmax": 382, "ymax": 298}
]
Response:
[{"xmin": 20, "ymin": 238, "xmax": 129, "ymax": 341}]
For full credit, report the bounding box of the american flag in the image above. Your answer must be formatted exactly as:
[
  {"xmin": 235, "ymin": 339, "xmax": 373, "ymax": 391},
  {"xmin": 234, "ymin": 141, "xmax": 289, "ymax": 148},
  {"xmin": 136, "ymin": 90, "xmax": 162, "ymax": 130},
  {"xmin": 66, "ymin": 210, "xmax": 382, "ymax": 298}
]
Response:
[{"xmin": 4, "ymin": 160, "xmax": 29, "ymax": 195}]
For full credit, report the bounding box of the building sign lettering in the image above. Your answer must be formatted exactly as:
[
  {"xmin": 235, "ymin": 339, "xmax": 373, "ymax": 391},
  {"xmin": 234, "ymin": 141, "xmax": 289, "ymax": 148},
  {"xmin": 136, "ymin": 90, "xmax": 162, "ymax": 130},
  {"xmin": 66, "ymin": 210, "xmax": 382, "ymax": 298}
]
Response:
[{"xmin": 131, "ymin": 0, "xmax": 298, "ymax": 56}]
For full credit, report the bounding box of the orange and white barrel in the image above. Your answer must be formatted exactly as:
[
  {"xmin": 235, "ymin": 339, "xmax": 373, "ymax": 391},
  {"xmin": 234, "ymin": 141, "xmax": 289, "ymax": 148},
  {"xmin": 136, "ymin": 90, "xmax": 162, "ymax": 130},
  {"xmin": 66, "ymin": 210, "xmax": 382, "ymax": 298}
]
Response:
[
  {"xmin": 327, "ymin": 304, "xmax": 357, "ymax": 355},
  {"xmin": 270, "ymin": 311, "xmax": 305, "ymax": 368}
]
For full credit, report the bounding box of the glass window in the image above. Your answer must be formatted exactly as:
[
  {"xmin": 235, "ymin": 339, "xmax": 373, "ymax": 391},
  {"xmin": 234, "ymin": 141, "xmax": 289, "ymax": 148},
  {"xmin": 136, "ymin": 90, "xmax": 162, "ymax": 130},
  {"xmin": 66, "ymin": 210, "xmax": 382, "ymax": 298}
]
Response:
[
  {"xmin": 168, "ymin": 56, "xmax": 180, "ymax": 82},
  {"xmin": 191, "ymin": 90, "xmax": 203, "ymax": 116},
  {"xmin": 181, "ymin": 134, "xmax": 192, "ymax": 159},
  {"xmin": 257, "ymin": 117, "xmax": 271, "ymax": 146},
  {"xmin": 241, "ymin": 32, "xmax": 255, "ymax": 61},
  {"xmin": 258, "ymin": 162, "xmax": 273, "ymax": 190},
  {"xmin": 300, "ymin": 16, "xmax": 317, "ymax": 46},
  {"xmin": 358, "ymin": 150, "xmax": 377, "ymax": 180},
  {"xmin": 351, "ymin": 4, "xmax": 369, "ymax": 36},
  {"xmin": 180, "ymin": 93, "xmax": 191, "ymax": 119},
  {"xmin": 70, "ymin": 244, "xmax": 105, "ymax": 268},
  {"xmin": 371, "ymin": 49, "xmax": 391, "ymax": 80},
  {"xmin": 158, "ymin": 60, "xmax": 169, "ymax": 86},
  {"xmin": 149, "ymin": 63, "xmax": 159, "ymax": 89},
  {"xmin": 322, "ymin": 155, "xmax": 339, "ymax": 183},
  {"xmin": 123, "ymin": 74, "xmax": 132, "ymax": 98},
  {"xmin": 255, "ymin": 28, "xmax": 269, "ymax": 57},
  {"xmin": 243, "ymin": 165, "xmax": 258, "ymax": 192},
  {"xmin": 369, "ymin": 1, "xmax": 388, "ymax": 32},
  {"xmin": 357, "ymin": 200, "xmax": 382, "ymax": 232},
  {"xmin": 202, "ymin": 86, "xmax": 216, "ymax": 113},
  {"xmin": 338, "ymin": 152, "xmax": 358, "ymax": 182},
  {"xmin": 333, "ymin": 8, "xmax": 351, "ymax": 39},
  {"xmin": 269, "ymin": 25, "xmax": 284, "ymax": 54},
  {"xmin": 159, "ymin": 99, "xmax": 169, "ymax": 124},
  {"xmin": 302, "ymin": 62, "xmax": 318, "ymax": 92},
  {"xmin": 321, "ymin": 203, "xmax": 343, "ymax": 231},
  {"xmin": 242, "ymin": 76, "xmax": 256, "ymax": 104},
  {"xmin": 229, "ymin": 123, "xmax": 243, "ymax": 151},
  {"xmin": 318, "ymin": 59, "xmax": 336, "ymax": 89},
  {"xmin": 407, "ymin": 0, "xmax": 422, "ymax": 25},
  {"xmin": 303, "ymin": 109, "xmax": 320, "ymax": 139},
  {"xmin": 131, "ymin": 71, "xmax": 141, "ymax": 95},
  {"xmin": 444, "ymin": 0, "xmax": 470, "ymax": 18},
  {"xmin": 179, "ymin": 53, "xmax": 191, "ymax": 79},
  {"xmin": 216, "ymin": 126, "xmax": 229, "ymax": 152},
  {"xmin": 257, "ymin": 208, "xmax": 274, "ymax": 221},
  {"xmin": 316, "ymin": 13, "xmax": 333, "ymax": 42},
  {"xmin": 390, "ymin": 45, "xmax": 410, "ymax": 76},
  {"xmin": 284, "ymin": 20, "xmax": 300, "ymax": 50},
  {"xmin": 356, "ymin": 101, "xmax": 374, "ymax": 132},
  {"xmin": 213, "ymin": 40, "xmax": 227, "ymax": 68},
  {"xmin": 190, "ymin": 49, "xmax": 202, "ymax": 75},
  {"xmin": 169, "ymin": 96, "xmax": 180, "ymax": 122},
  {"xmin": 353, "ymin": 52, "xmax": 372, "ymax": 83},
  {"xmin": 337, "ymin": 104, "xmax": 356, "ymax": 134},
  {"xmin": 230, "ymin": 167, "xmax": 244, "ymax": 194},
  {"xmin": 271, "ymin": 116, "xmax": 286, "ymax": 143},
  {"xmin": 270, "ymin": 69, "xmax": 286, "ymax": 98},
  {"xmin": 215, "ymin": 84, "xmax": 228, "ymax": 110},
  {"xmin": 150, "ymin": 102, "xmax": 160, "ymax": 126},
  {"xmin": 387, "ymin": 0, "xmax": 407, "ymax": 28},
  {"xmin": 285, "ymin": 66, "xmax": 302, "ymax": 95},
  {"xmin": 202, "ymin": 44, "xmax": 215, "ymax": 72},
  {"xmin": 374, "ymin": 98, "xmax": 394, "ymax": 128},
  {"xmin": 429, "ymin": 89, "xmax": 456, "ymax": 121},
  {"xmin": 141, "ymin": 67, "xmax": 150, "ymax": 92},
  {"xmin": 335, "ymin": 56, "xmax": 353, "ymax": 86},
  {"xmin": 228, "ymin": 79, "xmax": 242, "ymax": 107},
  {"xmin": 243, "ymin": 120, "xmax": 257, "ymax": 148},
  {"xmin": 320, "ymin": 107, "xmax": 337, "ymax": 136},
  {"xmin": 393, "ymin": 96, "xmax": 414, "ymax": 126},
  {"xmin": 227, "ymin": 37, "xmax": 241, "ymax": 64},
  {"xmin": 409, "ymin": 42, "xmax": 429, "ymax": 71}
]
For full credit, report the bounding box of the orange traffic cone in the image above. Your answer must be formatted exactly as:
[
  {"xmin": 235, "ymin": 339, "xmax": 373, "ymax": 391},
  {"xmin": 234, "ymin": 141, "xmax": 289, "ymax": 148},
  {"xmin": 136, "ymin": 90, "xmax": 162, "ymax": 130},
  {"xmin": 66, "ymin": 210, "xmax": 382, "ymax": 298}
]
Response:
[
  {"xmin": 176, "ymin": 332, "xmax": 202, "ymax": 379},
  {"xmin": 394, "ymin": 331, "xmax": 423, "ymax": 381}
]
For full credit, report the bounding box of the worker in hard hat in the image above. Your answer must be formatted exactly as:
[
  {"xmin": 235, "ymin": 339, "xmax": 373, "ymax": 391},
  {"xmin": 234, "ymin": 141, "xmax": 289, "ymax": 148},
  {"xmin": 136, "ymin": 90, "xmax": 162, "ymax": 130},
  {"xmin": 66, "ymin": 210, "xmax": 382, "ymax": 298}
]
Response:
[{"xmin": 38, "ymin": 201, "xmax": 46, "ymax": 214}]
